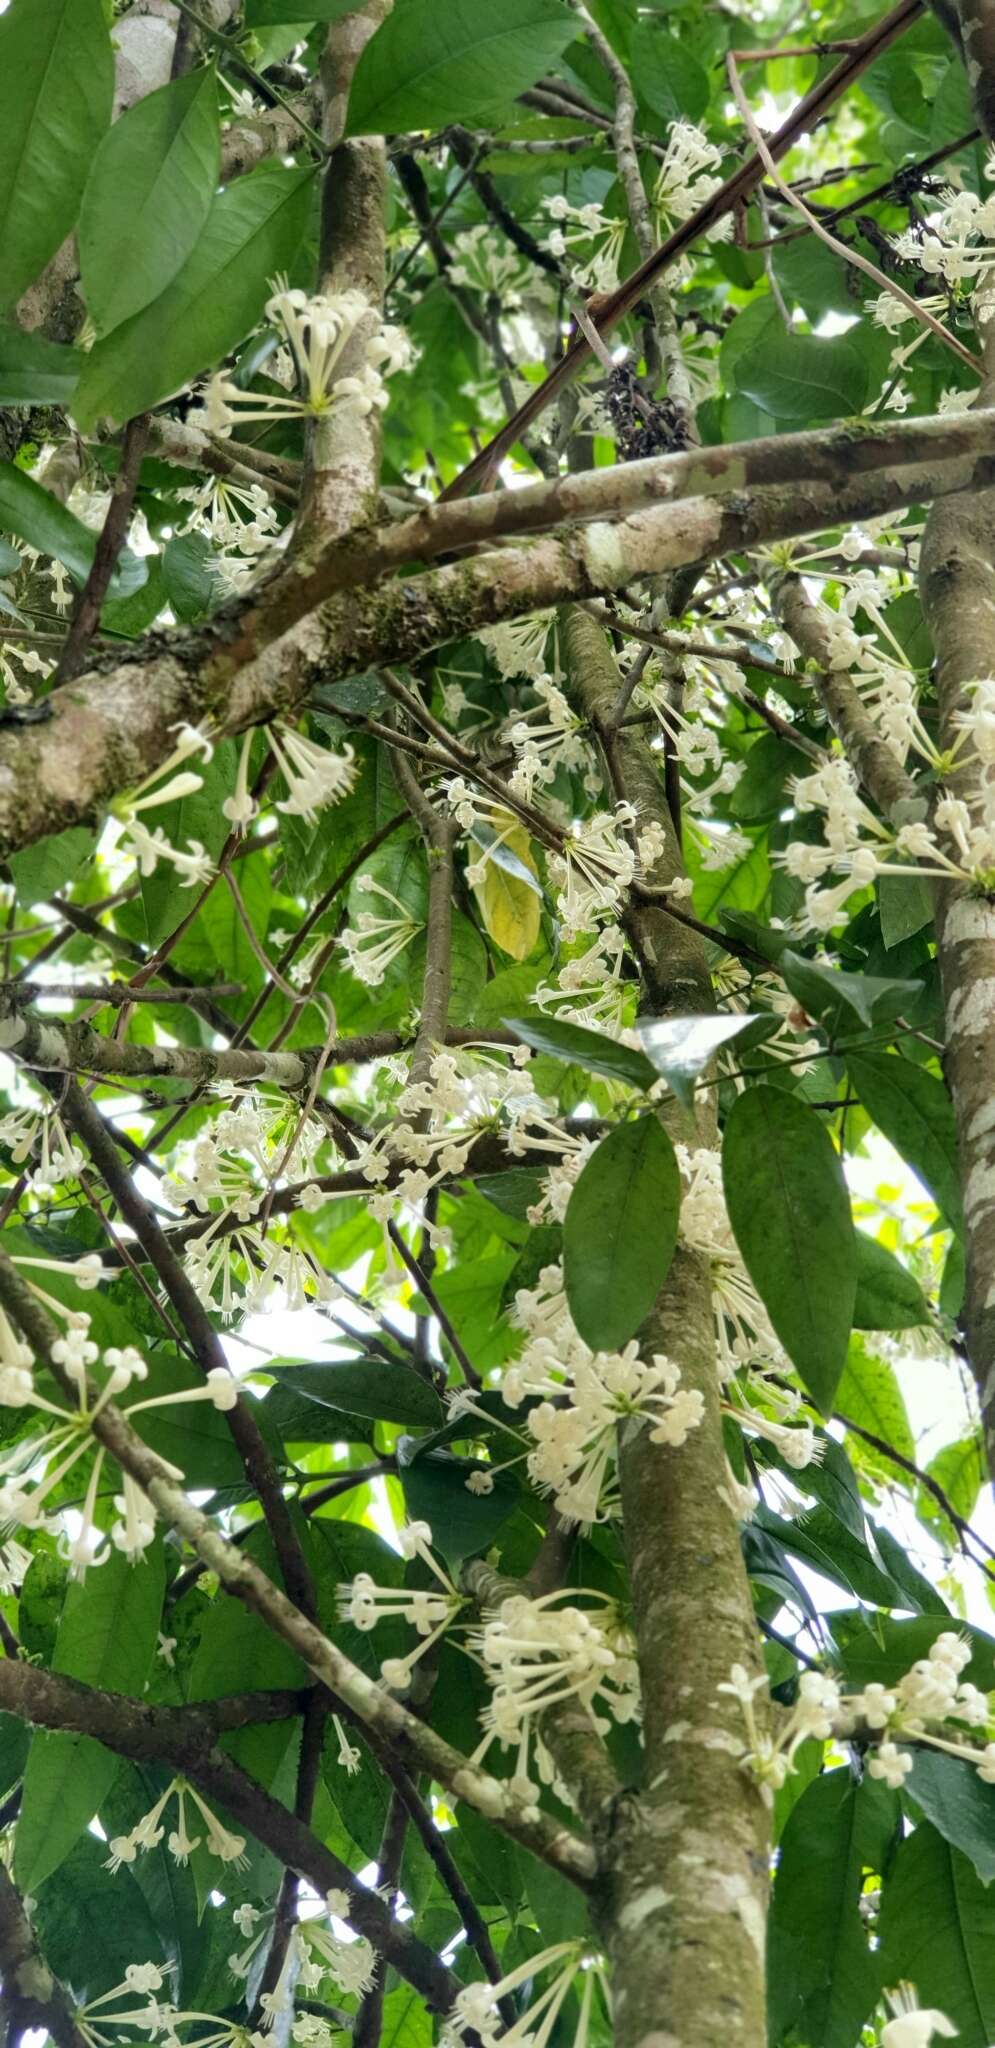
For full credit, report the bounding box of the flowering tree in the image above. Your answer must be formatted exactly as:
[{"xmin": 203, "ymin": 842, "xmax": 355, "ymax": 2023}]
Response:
[{"xmin": 6, "ymin": 0, "xmax": 995, "ymax": 2045}]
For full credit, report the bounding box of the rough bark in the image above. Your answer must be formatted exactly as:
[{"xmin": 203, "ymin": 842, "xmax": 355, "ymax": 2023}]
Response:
[
  {"xmin": 561, "ymin": 608, "xmax": 769, "ymax": 2048},
  {"xmin": 1, "ymin": 436, "xmax": 993, "ymax": 863}
]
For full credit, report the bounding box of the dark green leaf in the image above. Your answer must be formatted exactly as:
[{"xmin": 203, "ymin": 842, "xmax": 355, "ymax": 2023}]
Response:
[
  {"xmin": 0, "ymin": 0, "xmax": 113, "ymax": 310},
  {"xmin": 837, "ymin": 1335, "xmax": 916, "ymax": 1466},
  {"xmin": 16, "ymin": 1543, "xmax": 165, "ymax": 1894},
  {"xmin": 769, "ymin": 1769, "xmax": 898, "ymax": 2048},
  {"xmin": 0, "ymin": 327, "xmax": 81, "ymax": 406},
  {"xmin": 268, "ymin": 1358, "xmax": 443, "ymax": 1428},
  {"xmin": 877, "ymin": 869, "xmax": 933, "ymax": 948},
  {"xmin": 504, "ymin": 1013, "xmax": 656, "ymax": 1090},
  {"xmin": 722, "ymin": 1086, "xmax": 856, "ymax": 1413},
  {"xmin": 0, "ymin": 463, "xmax": 146, "ymax": 597},
  {"xmin": 847, "ymin": 1050, "xmax": 963, "ymax": 1232},
  {"xmin": 853, "ymin": 1230, "xmax": 931, "ymax": 1330},
  {"xmin": 163, "ymin": 532, "xmax": 221, "ymax": 622},
  {"xmin": 397, "ymin": 1446, "xmax": 519, "ymax": 1562},
  {"xmin": 74, "ymin": 162, "xmax": 315, "ymax": 430},
  {"xmin": 347, "ymin": 0, "xmax": 576, "ymax": 134},
  {"xmin": 563, "ymin": 1117, "xmax": 680, "ymax": 1350},
  {"xmin": 879, "ymin": 1824, "xmax": 995, "ymax": 2048},
  {"xmin": 779, "ymin": 950, "xmax": 922, "ymax": 1032},
  {"xmin": 906, "ymin": 1750, "xmax": 995, "ymax": 1884},
  {"xmin": 79, "ymin": 68, "xmax": 220, "ymax": 335}
]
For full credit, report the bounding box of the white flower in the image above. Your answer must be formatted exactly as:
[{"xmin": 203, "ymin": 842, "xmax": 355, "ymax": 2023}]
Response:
[{"xmin": 868, "ymin": 1741, "xmax": 914, "ymax": 1789}]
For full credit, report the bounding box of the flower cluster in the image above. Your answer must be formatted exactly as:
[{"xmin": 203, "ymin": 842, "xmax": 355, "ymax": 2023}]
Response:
[
  {"xmin": 201, "ymin": 277, "xmax": 412, "ymax": 434},
  {"xmin": 720, "ymin": 1631, "xmax": 995, "ymax": 1807}
]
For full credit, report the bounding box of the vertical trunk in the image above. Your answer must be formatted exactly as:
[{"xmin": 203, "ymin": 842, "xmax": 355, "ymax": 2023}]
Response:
[
  {"xmin": 299, "ymin": 0, "xmax": 392, "ymax": 541},
  {"xmin": 562, "ymin": 608, "xmax": 769, "ymax": 2048},
  {"xmin": 920, "ymin": 293, "xmax": 995, "ymax": 1470}
]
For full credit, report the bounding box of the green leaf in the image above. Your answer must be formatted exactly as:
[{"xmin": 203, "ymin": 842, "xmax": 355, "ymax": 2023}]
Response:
[
  {"xmin": 79, "ymin": 68, "xmax": 220, "ymax": 335},
  {"xmin": 32, "ymin": 1831, "xmax": 165, "ymax": 2002},
  {"xmin": 837, "ymin": 1615, "xmax": 995, "ymax": 1694},
  {"xmin": 853, "ymin": 1230, "xmax": 931, "ymax": 1330},
  {"xmin": 906, "ymin": 1751, "xmax": 995, "ymax": 1884},
  {"xmin": 635, "ymin": 1012, "xmax": 769, "ymax": 1107},
  {"xmin": 397, "ymin": 1445, "xmax": 519, "ymax": 1562},
  {"xmin": 922, "ymin": 1435, "xmax": 984, "ymax": 1535},
  {"xmin": 16, "ymin": 1542, "xmax": 165, "ymax": 1894},
  {"xmin": 728, "ymin": 731, "xmax": 799, "ymax": 822},
  {"xmin": 9, "ymin": 826, "xmax": 97, "ymax": 907},
  {"xmin": 74, "ymin": 161, "xmax": 315, "ymax": 430},
  {"xmin": 722, "ymin": 1086, "xmax": 856, "ymax": 1413},
  {"xmin": 632, "ymin": 23, "xmax": 709, "ymax": 122},
  {"xmin": 879, "ymin": 1824, "xmax": 995, "ymax": 2048},
  {"xmin": 768, "ymin": 1769, "xmax": 898, "ymax": 2048},
  {"xmin": 162, "ymin": 532, "xmax": 221, "ymax": 623},
  {"xmin": 836, "ymin": 1335, "xmax": 915, "ymax": 1465},
  {"xmin": 563, "ymin": 1117, "xmax": 680, "ymax": 1351},
  {"xmin": 346, "ymin": 0, "xmax": 576, "ymax": 134},
  {"xmin": 877, "ymin": 869, "xmax": 933, "ymax": 948},
  {"xmin": 504, "ymin": 1013, "xmax": 656, "ymax": 1090},
  {"xmin": 0, "ymin": 327, "xmax": 81, "ymax": 405},
  {"xmin": 267, "ymin": 1358, "xmax": 443, "ymax": 1428},
  {"xmin": 0, "ymin": 463, "xmax": 146, "ymax": 597},
  {"xmin": 729, "ymin": 309, "xmax": 867, "ymax": 422},
  {"xmin": 0, "ymin": 0, "xmax": 113, "ymax": 310},
  {"xmin": 847, "ymin": 1049, "xmax": 963, "ymax": 1232},
  {"xmin": 779, "ymin": 950, "xmax": 922, "ymax": 1032}
]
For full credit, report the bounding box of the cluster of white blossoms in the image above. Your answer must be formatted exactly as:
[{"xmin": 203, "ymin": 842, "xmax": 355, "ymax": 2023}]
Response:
[
  {"xmin": 200, "ymin": 276, "xmax": 413, "ymax": 434},
  {"xmin": 449, "ymin": 224, "xmax": 535, "ymax": 306},
  {"xmin": 106, "ymin": 1778, "xmax": 247, "ymax": 1872},
  {"xmin": 472, "ymin": 1590, "xmax": 639, "ymax": 1796},
  {"xmin": 339, "ymin": 1518, "xmax": 467, "ymax": 1692},
  {"xmin": 492, "ymin": 1260, "xmax": 704, "ymax": 1524},
  {"xmin": 445, "ymin": 1939, "xmax": 609, "ymax": 2048},
  {"xmin": 0, "ymin": 1255, "xmax": 236, "ymax": 1572},
  {"xmin": 542, "ymin": 194, "xmax": 627, "ymax": 291},
  {"xmin": 720, "ymin": 1631, "xmax": 995, "ymax": 1808},
  {"xmin": 891, "ymin": 156, "xmax": 995, "ymax": 285},
  {"xmin": 223, "ymin": 721, "xmax": 356, "ymax": 828}
]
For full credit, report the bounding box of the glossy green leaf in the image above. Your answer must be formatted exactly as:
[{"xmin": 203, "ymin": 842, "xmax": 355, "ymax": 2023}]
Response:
[
  {"xmin": 847, "ymin": 1049, "xmax": 963, "ymax": 1232},
  {"xmin": 853, "ymin": 1230, "xmax": 931, "ymax": 1330},
  {"xmin": 504, "ymin": 1013, "xmax": 656, "ymax": 1090},
  {"xmin": 397, "ymin": 1446, "xmax": 519, "ymax": 1562},
  {"xmin": 769, "ymin": 1769, "xmax": 898, "ymax": 2048},
  {"xmin": 635, "ymin": 1012, "xmax": 770, "ymax": 1107},
  {"xmin": 779, "ymin": 950, "xmax": 922, "ymax": 1032},
  {"xmin": 0, "ymin": 463, "xmax": 146, "ymax": 597},
  {"xmin": 836, "ymin": 1336, "xmax": 916, "ymax": 1466},
  {"xmin": 9, "ymin": 826, "xmax": 97, "ymax": 907},
  {"xmin": 0, "ymin": 0, "xmax": 113, "ymax": 309},
  {"xmin": 0, "ymin": 327, "xmax": 81, "ymax": 405},
  {"xmin": 16, "ymin": 1543, "xmax": 165, "ymax": 1894},
  {"xmin": 722, "ymin": 1086, "xmax": 856, "ymax": 1413},
  {"xmin": 74, "ymin": 162, "xmax": 315, "ymax": 429},
  {"xmin": 346, "ymin": 0, "xmax": 576, "ymax": 134},
  {"xmin": 267, "ymin": 1358, "xmax": 443, "ymax": 1428},
  {"xmin": 563, "ymin": 1117, "xmax": 680, "ymax": 1351},
  {"xmin": 837, "ymin": 1615, "xmax": 995, "ymax": 1694},
  {"xmin": 79, "ymin": 68, "xmax": 220, "ymax": 335},
  {"xmin": 907, "ymin": 1750, "xmax": 995, "ymax": 1885},
  {"xmin": 879, "ymin": 1824, "xmax": 995, "ymax": 2048}
]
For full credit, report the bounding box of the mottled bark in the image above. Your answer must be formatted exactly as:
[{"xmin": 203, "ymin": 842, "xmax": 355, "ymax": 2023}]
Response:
[
  {"xmin": 2, "ymin": 435, "xmax": 993, "ymax": 864},
  {"xmin": 562, "ymin": 607, "xmax": 769, "ymax": 2048}
]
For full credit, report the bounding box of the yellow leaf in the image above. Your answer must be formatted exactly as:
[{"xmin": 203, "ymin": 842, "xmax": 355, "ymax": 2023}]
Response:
[{"xmin": 474, "ymin": 820, "xmax": 541, "ymax": 962}]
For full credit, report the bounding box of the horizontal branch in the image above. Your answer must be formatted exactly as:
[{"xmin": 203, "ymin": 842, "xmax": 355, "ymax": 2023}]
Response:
[
  {"xmin": 291, "ymin": 407, "xmax": 995, "ymax": 599},
  {"xmin": 2, "ymin": 437, "xmax": 991, "ymax": 859},
  {"xmin": 0, "ymin": 1661, "xmax": 456, "ymax": 2014}
]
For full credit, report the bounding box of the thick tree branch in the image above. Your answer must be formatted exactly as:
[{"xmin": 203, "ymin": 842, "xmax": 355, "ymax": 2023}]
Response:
[
  {"xmin": 0, "ymin": 1866, "xmax": 87, "ymax": 2048},
  {"xmin": 2, "ymin": 432, "xmax": 993, "ymax": 862}
]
